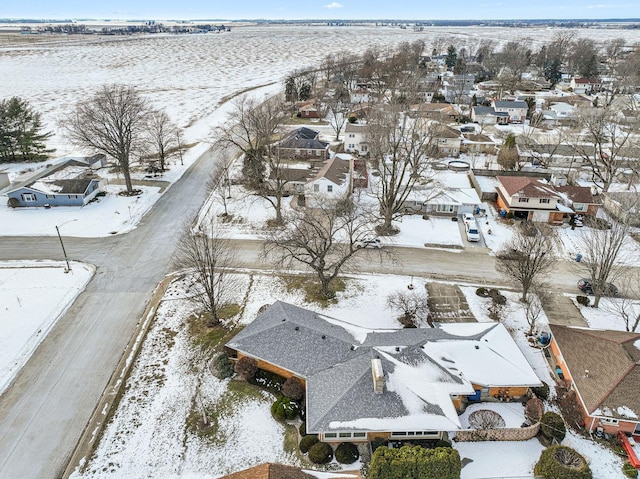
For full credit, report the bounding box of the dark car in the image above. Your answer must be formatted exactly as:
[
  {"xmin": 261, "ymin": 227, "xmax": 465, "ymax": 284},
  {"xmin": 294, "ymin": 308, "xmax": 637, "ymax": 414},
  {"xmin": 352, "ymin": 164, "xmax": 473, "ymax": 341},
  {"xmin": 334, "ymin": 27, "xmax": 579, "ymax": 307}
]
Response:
[{"xmin": 577, "ymin": 278, "xmax": 618, "ymax": 296}]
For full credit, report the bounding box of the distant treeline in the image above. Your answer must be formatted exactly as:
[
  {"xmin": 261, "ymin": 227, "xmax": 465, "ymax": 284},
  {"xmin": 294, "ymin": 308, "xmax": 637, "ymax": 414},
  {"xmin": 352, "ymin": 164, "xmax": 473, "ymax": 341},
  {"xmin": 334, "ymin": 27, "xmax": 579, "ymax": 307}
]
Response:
[{"xmin": 15, "ymin": 23, "xmax": 230, "ymax": 35}]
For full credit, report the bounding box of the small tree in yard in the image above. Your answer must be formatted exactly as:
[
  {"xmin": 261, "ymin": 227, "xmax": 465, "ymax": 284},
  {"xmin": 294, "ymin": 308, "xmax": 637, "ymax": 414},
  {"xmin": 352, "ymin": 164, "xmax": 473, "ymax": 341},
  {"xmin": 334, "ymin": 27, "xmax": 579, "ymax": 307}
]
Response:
[
  {"xmin": 577, "ymin": 218, "xmax": 629, "ymax": 308},
  {"xmin": 369, "ymin": 445, "xmax": 461, "ymax": 479},
  {"xmin": 263, "ymin": 197, "xmax": 379, "ymax": 299},
  {"xmin": 64, "ymin": 84, "xmax": 151, "ymax": 195},
  {"xmin": 208, "ymin": 154, "xmax": 235, "ymax": 218},
  {"xmin": 386, "ymin": 288, "xmax": 429, "ymax": 327},
  {"xmin": 172, "ymin": 219, "xmax": 238, "ymax": 326},
  {"xmin": 146, "ymin": 109, "xmax": 180, "ymax": 172},
  {"xmin": 496, "ymin": 230, "xmax": 555, "ymax": 302},
  {"xmin": 523, "ymin": 284, "xmax": 550, "ymax": 336},
  {"xmin": 282, "ymin": 377, "xmax": 304, "ymax": 401},
  {"xmin": 468, "ymin": 410, "xmax": 506, "ymax": 430}
]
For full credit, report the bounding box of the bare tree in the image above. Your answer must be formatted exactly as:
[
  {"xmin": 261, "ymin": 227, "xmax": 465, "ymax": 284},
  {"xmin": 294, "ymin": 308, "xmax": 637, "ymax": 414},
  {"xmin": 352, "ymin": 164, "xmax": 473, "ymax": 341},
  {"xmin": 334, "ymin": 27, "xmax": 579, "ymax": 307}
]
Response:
[
  {"xmin": 208, "ymin": 153, "xmax": 234, "ymax": 218},
  {"xmin": 367, "ymin": 106, "xmax": 440, "ymax": 234},
  {"xmin": 570, "ymin": 106, "xmax": 636, "ymax": 193},
  {"xmin": 495, "ymin": 230, "xmax": 555, "ymax": 302},
  {"xmin": 263, "ymin": 197, "xmax": 378, "ymax": 299},
  {"xmin": 173, "ymin": 220, "xmax": 238, "ymax": 326},
  {"xmin": 64, "ymin": 84, "xmax": 151, "ymax": 194},
  {"xmin": 523, "ymin": 285, "xmax": 550, "ymax": 336},
  {"xmin": 214, "ymin": 95, "xmax": 296, "ymax": 224},
  {"xmin": 469, "ymin": 410, "xmax": 506, "ymax": 430},
  {"xmin": 323, "ymin": 87, "xmax": 351, "ymax": 141},
  {"xmin": 604, "ymin": 271, "xmax": 640, "ymax": 331},
  {"xmin": 386, "ymin": 287, "xmax": 429, "ymax": 327},
  {"xmin": 577, "ymin": 219, "xmax": 630, "ymax": 308},
  {"xmin": 146, "ymin": 110, "xmax": 180, "ymax": 172}
]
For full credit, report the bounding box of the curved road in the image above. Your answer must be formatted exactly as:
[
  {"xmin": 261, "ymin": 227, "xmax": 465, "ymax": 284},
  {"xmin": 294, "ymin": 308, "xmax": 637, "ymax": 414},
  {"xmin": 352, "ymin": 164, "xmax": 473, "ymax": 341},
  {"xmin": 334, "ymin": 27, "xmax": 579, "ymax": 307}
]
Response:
[{"xmin": 0, "ymin": 147, "xmax": 589, "ymax": 478}]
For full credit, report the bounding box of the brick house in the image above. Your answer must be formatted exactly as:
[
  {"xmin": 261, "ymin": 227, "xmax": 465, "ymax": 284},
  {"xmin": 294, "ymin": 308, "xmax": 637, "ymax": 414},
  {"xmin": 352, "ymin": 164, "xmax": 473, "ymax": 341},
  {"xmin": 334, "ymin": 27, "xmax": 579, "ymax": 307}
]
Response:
[
  {"xmin": 226, "ymin": 302, "xmax": 541, "ymax": 444},
  {"xmin": 550, "ymin": 325, "xmax": 640, "ymax": 436},
  {"xmin": 275, "ymin": 127, "xmax": 329, "ymax": 162}
]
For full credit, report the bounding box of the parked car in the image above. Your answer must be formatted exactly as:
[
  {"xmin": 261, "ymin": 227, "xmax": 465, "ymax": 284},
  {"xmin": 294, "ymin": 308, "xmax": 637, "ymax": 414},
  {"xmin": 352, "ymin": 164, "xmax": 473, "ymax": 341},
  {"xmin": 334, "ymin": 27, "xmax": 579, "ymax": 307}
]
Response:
[
  {"xmin": 577, "ymin": 278, "xmax": 618, "ymax": 296},
  {"xmin": 460, "ymin": 126, "xmax": 476, "ymax": 133},
  {"xmin": 465, "ymin": 220, "xmax": 480, "ymax": 242},
  {"xmin": 355, "ymin": 238, "xmax": 383, "ymax": 249},
  {"xmin": 462, "ymin": 213, "xmax": 475, "ymax": 225}
]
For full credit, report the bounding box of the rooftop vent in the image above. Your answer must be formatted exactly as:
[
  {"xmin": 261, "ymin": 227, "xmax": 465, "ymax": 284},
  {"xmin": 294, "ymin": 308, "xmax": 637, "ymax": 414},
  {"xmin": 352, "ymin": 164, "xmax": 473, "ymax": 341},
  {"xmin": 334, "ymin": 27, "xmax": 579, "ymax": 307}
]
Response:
[
  {"xmin": 372, "ymin": 358, "xmax": 384, "ymax": 394},
  {"xmin": 294, "ymin": 326, "xmax": 299, "ymax": 331}
]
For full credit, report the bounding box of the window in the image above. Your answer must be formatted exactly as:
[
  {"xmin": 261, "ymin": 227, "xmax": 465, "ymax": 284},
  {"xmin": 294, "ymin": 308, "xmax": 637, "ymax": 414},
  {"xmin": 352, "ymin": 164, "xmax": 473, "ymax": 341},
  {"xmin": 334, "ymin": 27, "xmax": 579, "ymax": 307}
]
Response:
[
  {"xmin": 518, "ymin": 197, "xmax": 529, "ymax": 203},
  {"xmin": 313, "ymin": 184, "xmax": 320, "ymax": 192},
  {"xmin": 327, "ymin": 185, "xmax": 333, "ymax": 193},
  {"xmin": 324, "ymin": 433, "xmax": 337, "ymax": 438},
  {"xmin": 601, "ymin": 417, "xmax": 619, "ymax": 425},
  {"xmin": 21, "ymin": 193, "xmax": 37, "ymax": 202},
  {"xmin": 353, "ymin": 432, "xmax": 366, "ymax": 438},
  {"xmin": 348, "ymin": 144, "xmax": 355, "ymax": 149},
  {"xmin": 362, "ymin": 146, "xmax": 368, "ymax": 152},
  {"xmin": 68, "ymin": 195, "xmax": 79, "ymax": 199},
  {"xmin": 46, "ymin": 194, "xmax": 55, "ymax": 199},
  {"xmin": 307, "ymin": 150, "xmax": 313, "ymax": 155},
  {"xmin": 391, "ymin": 431, "xmax": 441, "ymax": 438},
  {"xmin": 339, "ymin": 432, "xmax": 351, "ymax": 438},
  {"xmin": 540, "ymin": 198, "xmax": 550, "ymax": 204}
]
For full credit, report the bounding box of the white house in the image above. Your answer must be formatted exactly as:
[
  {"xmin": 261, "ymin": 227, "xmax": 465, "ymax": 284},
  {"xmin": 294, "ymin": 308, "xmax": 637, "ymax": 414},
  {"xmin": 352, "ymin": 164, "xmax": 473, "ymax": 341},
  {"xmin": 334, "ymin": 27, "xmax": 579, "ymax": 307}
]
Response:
[
  {"xmin": 304, "ymin": 156, "xmax": 352, "ymax": 202},
  {"xmin": 492, "ymin": 100, "xmax": 528, "ymax": 123},
  {"xmin": 343, "ymin": 123, "xmax": 369, "ymax": 156},
  {"xmin": 549, "ymin": 102, "xmax": 577, "ymax": 121}
]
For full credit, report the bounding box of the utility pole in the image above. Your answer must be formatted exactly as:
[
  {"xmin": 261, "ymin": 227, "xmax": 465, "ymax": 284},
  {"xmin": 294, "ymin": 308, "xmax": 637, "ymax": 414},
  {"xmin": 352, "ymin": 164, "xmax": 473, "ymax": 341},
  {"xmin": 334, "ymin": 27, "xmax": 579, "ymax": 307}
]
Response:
[{"xmin": 56, "ymin": 225, "xmax": 71, "ymax": 273}]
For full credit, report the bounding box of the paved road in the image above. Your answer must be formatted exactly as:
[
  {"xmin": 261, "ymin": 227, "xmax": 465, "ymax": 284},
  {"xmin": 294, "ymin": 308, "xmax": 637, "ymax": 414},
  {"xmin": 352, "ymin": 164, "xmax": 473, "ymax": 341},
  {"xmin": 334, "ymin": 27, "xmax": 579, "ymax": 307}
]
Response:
[{"xmin": 0, "ymin": 147, "xmax": 217, "ymax": 479}]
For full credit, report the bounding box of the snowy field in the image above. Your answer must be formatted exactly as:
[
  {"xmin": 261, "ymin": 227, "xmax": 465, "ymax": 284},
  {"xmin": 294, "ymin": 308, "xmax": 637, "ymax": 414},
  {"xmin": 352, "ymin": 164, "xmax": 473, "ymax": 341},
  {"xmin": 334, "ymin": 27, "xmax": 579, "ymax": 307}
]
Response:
[
  {"xmin": 70, "ymin": 272, "xmax": 626, "ymax": 479},
  {"xmin": 0, "ymin": 260, "xmax": 94, "ymax": 393}
]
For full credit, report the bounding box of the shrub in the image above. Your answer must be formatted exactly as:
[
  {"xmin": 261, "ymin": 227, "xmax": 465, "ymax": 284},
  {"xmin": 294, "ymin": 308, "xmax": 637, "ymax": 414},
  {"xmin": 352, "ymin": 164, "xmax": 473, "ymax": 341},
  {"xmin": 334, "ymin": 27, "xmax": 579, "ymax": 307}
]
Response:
[
  {"xmin": 308, "ymin": 441, "xmax": 333, "ymax": 464},
  {"xmin": 576, "ymin": 296, "xmax": 590, "ymax": 307},
  {"xmin": 335, "ymin": 442, "xmax": 359, "ymax": 464},
  {"xmin": 271, "ymin": 395, "xmax": 300, "ymax": 421},
  {"xmin": 525, "ymin": 397, "xmax": 544, "ymax": 424},
  {"xmin": 435, "ymin": 439, "xmax": 452, "ymax": 448},
  {"xmin": 299, "ymin": 422, "xmax": 306, "ymax": 436},
  {"xmin": 282, "ymin": 377, "xmax": 304, "ymax": 401},
  {"xmin": 489, "ymin": 288, "xmax": 507, "ymax": 305},
  {"xmin": 299, "ymin": 434, "xmax": 319, "ymax": 453},
  {"xmin": 369, "ymin": 446, "xmax": 461, "ymax": 479},
  {"xmin": 540, "ymin": 411, "xmax": 566, "ymax": 443},
  {"xmin": 469, "ymin": 409, "xmax": 506, "ymax": 429},
  {"xmin": 532, "ymin": 382, "xmax": 550, "ymax": 401},
  {"xmin": 623, "ymin": 461, "xmax": 639, "ymax": 478},
  {"xmin": 506, "ymin": 211, "xmax": 515, "ymax": 219},
  {"xmin": 534, "ymin": 445, "xmax": 591, "ymax": 479},
  {"xmin": 215, "ymin": 354, "xmax": 234, "ymax": 379},
  {"xmin": 235, "ymin": 356, "xmax": 257, "ymax": 379},
  {"xmin": 250, "ymin": 368, "xmax": 286, "ymax": 394},
  {"xmin": 476, "ymin": 287, "xmax": 490, "ymax": 297},
  {"xmin": 7, "ymin": 197, "xmax": 20, "ymax": 208}
]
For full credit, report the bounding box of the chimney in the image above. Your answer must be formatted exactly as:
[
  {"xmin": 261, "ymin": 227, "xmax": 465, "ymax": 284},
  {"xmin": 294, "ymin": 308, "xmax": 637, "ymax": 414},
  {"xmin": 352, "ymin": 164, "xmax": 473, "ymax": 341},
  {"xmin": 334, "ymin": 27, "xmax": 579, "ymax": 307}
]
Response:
[{"xmin": 372, "ymin": 358, "xmax": 384, "ymax": 394}]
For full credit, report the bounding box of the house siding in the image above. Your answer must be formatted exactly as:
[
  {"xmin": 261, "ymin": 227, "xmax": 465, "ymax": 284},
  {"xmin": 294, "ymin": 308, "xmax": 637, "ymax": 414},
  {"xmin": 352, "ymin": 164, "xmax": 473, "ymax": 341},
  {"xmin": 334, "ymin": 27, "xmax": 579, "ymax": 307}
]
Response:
[{"xmin": 6, "ymin": 180, "xmax": 100, "ymax": 207}]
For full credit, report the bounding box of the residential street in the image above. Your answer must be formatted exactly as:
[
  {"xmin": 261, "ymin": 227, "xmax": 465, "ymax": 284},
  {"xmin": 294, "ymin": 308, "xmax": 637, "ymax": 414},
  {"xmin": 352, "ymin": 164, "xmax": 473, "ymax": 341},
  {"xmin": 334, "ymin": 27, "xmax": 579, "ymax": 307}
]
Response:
[{"xmin": 0, "ymin": 153, "xmax": 594, "ymax": 478}]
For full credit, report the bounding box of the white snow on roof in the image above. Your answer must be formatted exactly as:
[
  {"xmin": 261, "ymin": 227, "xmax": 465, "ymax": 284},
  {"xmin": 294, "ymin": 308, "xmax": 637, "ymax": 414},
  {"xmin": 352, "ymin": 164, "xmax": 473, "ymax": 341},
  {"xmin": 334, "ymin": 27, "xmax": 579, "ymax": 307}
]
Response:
[
  {"xmin": 28, "ymin": 181, "xmax": 63, "ymax": 194},
  {"xmin": 557, "ymin": 203, "xmax": 574, "ymax": 213},
  {"xmin": 634, "ymin": 339, "xmax": 640, "ymax": 350},
  {"xmin": 318, "ymin": 313, "xmax": 382, "ymax": 344},
  {"xmin": 617, "ymin": 406, "xmax": 639, "ymax": 419},
  {"xmin": 428, "ymin": 323, "xmax": 541, "ymax": 387}
]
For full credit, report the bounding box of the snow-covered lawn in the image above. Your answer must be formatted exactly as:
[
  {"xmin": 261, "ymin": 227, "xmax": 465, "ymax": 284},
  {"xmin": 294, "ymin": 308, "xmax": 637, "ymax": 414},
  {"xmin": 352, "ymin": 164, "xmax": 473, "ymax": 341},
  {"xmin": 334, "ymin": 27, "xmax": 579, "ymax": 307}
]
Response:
[
  {"xmin": 573, "ymin": 296, "xmax": 640, "ymax": 332},
  {"xmin": 70, "ymin": 273, "xmax": 628, "ymax": 479},
  {"xmin": 0, "ymin": 260, "xmax": 94, "ymax": 393}
]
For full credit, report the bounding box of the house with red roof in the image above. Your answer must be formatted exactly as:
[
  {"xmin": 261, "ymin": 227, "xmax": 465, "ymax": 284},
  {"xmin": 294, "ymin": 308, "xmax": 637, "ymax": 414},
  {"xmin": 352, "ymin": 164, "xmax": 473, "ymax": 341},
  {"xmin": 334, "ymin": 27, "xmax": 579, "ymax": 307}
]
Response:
[{"xmin": 495, "ymin": 176, "xmax": 596, "ymax": 224}]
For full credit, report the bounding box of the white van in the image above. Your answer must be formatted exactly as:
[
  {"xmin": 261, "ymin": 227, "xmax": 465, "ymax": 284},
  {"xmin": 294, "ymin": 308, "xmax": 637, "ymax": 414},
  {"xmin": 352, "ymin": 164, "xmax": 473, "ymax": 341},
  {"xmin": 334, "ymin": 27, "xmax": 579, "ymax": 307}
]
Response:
[{"xmin": 465, "ymin": 219, "xmax": 480, "ymax": 242}]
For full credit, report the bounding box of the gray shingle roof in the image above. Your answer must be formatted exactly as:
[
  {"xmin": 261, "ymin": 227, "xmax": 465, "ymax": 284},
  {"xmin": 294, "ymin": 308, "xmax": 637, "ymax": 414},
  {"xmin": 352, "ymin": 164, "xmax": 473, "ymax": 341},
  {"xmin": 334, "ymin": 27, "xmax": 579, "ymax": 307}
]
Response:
[{"xmin": 228, "ymin": 302, "xmax": 540, "ymax": 434}]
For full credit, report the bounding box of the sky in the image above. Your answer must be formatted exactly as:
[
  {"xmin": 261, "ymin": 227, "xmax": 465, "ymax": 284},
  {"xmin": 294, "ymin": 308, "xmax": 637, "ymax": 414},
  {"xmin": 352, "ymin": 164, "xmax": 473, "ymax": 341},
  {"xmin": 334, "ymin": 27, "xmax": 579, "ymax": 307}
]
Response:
[{"xmin": 3, "ymin": 0, "xmax": 640, "ymax": 21}]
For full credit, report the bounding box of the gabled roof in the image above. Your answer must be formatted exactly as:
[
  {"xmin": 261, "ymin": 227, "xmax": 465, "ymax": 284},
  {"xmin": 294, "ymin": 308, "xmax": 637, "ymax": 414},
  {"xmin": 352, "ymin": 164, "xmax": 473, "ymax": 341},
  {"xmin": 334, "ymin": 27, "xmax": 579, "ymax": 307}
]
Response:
[
  {"xmin": 550, "ymin": 325, "xmax": 640, "ymax": 421},
  {"xmin": 344, "ymin": 122, "xmax": 368, "ymax": 134},
  {"xmin": 473, "ymin": 106, "xmax": 497, "ymax": 116},
  {"xmin": 497, "ymin": 176, "xmax": 558, "ymax": 199},
  {"xmin": 228, "ymin": 302, "xmax": 541, "ymax": 434},
  {"xmin": 4, "ymin": 157, "xmax": 96, "ymax": 194},
  {"xmin": 434, "ymin": 125, "xmax": 462, "ymax": 139},
  {"xmin": 494, "ymin": 100, "xmax": 528, "ymax": 109},
  {"xmin": 311, "ymin": 157, "xmax": 350, "ymax": 186},
  {"xmin": 463, "ymin": 133, "xmax": 494, "ymax": 143}
]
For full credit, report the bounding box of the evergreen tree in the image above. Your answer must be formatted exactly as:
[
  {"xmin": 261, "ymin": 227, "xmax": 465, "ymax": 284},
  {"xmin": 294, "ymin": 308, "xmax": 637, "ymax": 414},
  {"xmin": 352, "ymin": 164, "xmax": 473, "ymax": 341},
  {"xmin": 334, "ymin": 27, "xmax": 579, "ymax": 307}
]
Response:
[
  {"xmin": 445, "ymin": 45, "xmax": 457, "ymax": 69},
  {"xmin": 544, "ymin": 58, "xmax": 562, "ymax": 87},
  {"xmin": 0, "ymin": 97, "xmax": 52, "ymax": 162}
]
